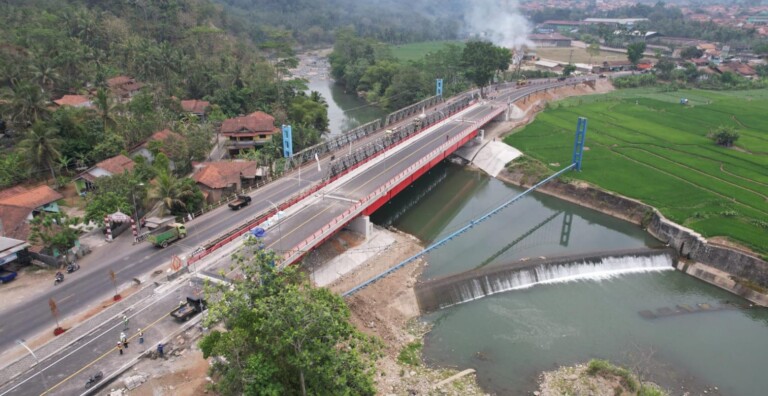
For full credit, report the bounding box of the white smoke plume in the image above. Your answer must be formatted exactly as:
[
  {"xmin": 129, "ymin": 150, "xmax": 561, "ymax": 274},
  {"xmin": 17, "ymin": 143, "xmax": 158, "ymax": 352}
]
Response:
[{"xmin": 464, "ymin": 0, "xmax": 534, "ymax": 50}]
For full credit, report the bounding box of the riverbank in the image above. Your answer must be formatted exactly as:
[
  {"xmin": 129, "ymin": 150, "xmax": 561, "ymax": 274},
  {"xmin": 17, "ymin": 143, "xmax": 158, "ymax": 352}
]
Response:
[
  {"xmin": 472, "ymin": 79, "xmax": 768, "ymax": 307},
  {"xmin": 536, "ymin": 360, "xmax": 668, "ymax": 396},
  {"xmin": 321, "ymin": 228, "xmax": 489, "ymax": 395},
  {"xmin": 107, "ymin": 227, "xmax": 489, "ymax": 395}
]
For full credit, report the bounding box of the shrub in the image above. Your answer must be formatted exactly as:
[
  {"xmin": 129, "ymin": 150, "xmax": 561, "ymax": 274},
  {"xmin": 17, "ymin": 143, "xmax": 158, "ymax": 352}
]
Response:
[{"xmin": 397, "ymin": 341, "xmax": 422, "ymax": 366}]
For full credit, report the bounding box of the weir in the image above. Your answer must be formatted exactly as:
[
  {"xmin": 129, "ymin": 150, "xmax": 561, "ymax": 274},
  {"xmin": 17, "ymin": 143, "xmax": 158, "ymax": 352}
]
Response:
[{"xmin": 415, "ymin": 247, "xmax": 677, "ymax": 313}]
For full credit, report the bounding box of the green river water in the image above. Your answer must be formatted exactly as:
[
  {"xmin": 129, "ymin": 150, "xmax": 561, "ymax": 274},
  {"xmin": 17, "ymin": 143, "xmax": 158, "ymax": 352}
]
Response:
[
  {"xmin": 370, "ymin": 162, "xmax": 768, "ymax": 396},
  {"xmin": 316, "ymin": 77, "xmax": 768, "ymax": 396}
]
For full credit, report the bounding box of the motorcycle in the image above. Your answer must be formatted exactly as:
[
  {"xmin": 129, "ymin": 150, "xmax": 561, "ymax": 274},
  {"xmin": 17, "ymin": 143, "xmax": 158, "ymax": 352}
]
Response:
[
  {"xmin": 66, "ymin": 262, "xmax": 80, "ymax": 273},
  {"xmin": 54, "ymin": 272, "xmax": 64, "ymax": 286},
  {"xmin": 84, "ymin": 371, "xmax": 103, "ymax": 389}
]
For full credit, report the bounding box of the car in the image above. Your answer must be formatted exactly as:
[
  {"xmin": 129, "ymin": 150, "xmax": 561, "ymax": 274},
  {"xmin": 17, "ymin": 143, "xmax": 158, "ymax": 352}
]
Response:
[
  {"xmin": 557, "ymin": 76, "xmax": 567, "ymax": 81},
  {"xmin": 0, "ymin": 269, "xmax": 17, "ymax": 284},
  {"xmin": 599, "ymin": 74, "xmax": 607, "ymax": 78}
]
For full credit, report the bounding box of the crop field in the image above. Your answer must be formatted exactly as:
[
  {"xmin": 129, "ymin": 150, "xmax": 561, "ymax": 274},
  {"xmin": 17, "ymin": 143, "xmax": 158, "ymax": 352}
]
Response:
[
  {"xmin": 534, "ymin": 47, "xmax": 627, "ymax": 64},
  {"xmin": 390, "ymin": 41, "xmax": 463, "ymax": 62},
  {"xmin": 505, "ymin": 88, "xmax": 768, "ymax": 255}
]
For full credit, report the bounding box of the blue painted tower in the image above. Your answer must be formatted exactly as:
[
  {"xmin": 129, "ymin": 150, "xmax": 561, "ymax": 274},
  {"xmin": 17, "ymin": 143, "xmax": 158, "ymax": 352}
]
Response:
[
  {"xmin": 282, "ymin": 125, "xmax": 293, "ymax": 158},
  {"xmin": 571, "ymin": 117, "xmax": 587, "ymax": 171}
]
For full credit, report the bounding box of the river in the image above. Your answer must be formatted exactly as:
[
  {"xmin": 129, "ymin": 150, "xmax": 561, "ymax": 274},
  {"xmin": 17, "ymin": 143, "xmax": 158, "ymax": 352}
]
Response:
[{"xmin": 315, "ymin": 71, "xmax": 768, "ymax": 396}]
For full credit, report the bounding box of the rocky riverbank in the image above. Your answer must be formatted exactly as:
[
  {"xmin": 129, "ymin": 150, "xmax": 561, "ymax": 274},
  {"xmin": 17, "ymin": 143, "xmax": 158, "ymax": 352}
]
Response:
[{"xmin": 536, "ymin": 360, "xmax": 668, "ymax": 396}]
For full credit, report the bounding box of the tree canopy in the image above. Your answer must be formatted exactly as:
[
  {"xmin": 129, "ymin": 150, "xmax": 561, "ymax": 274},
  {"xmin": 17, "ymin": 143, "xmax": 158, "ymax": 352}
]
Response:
[
  {"xmin": 626, "ymin": 42, "xmax": 647, "ymax": 66},
  {"xmin": 461, "ymin": 41, "xmax": 511, "ymax": 97},
  {"xmin": 200, "ymin": 244, "xmax": 381, "ymax": 396}
]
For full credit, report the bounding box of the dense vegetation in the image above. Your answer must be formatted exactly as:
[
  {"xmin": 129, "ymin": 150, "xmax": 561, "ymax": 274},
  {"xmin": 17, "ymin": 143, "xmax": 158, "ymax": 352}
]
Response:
[
  {"xmin": 505, "ymin": 88, "xmax": 768, "ymax": 256},
  {"xmin": 534, "ymin": 2, "xmax": 768, "ymax": 51},
  {"xmin": 329, "ymin": 31, "xmax": 514, "ymax": 108},
  {"xmin": 214, "ymin": 0, "xmax": 466, "ymax": 46},
  {"xmin": 200, "ymin": 242, "xmax": 381, "ymax": 395}
]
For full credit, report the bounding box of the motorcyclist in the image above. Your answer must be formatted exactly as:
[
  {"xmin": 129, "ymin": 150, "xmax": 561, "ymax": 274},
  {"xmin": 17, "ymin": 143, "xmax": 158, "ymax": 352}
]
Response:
[{"xmin": 55, "ymin": 271, "xmax": 64, "ymax": 281}]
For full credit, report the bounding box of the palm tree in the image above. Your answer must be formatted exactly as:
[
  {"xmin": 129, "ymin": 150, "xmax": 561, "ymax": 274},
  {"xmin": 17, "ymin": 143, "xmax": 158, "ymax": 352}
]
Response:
[
  {"xmin": 93, "ymin": 88, "xmax": 119, "ymax": 131},
  {"xmin": 29, "ymin": 59, "xmax": 60, "ymax": 92},
  {"xmin": 309, "ymin": 91, "xmax": 328, "ymax": 107},
  {"xmin": 17, "ymin": 120, "xmax": 62, "ymax": 183},
  {"xmin": 149, "ymin": 171, "xmax": 194, "ymax": 216},
  {"xmin": 1, "ymin": 81, "xmax": 51, "ymax": 128}
]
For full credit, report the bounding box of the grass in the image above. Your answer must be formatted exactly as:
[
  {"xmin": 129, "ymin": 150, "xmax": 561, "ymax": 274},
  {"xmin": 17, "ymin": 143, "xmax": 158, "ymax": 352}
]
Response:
[
  {"xmin": 397, "ymin": 341, "xmax": 422, "ymax": 366},
  {"xmin": 534, "ymin": 46, "xmax": 627, "ymax": 64},
  {"xmin": 505, "ymin": 88, "xmax": 768, "ymax": 255},
  {"xmin": 390, "ymin": 41, "xmax": 463, "ymax": 62}
]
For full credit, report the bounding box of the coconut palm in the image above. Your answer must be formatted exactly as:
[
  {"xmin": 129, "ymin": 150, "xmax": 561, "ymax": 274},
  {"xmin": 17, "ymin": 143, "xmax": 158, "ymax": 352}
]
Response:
[
  {"xmin": 93, "ymin": 88, "xmax": 119, "ymax": 131},
  {"xmin": 1, "ymin": 81, "xmax": 51, "ymax": 128},
  {"xmin": 149, "ymin": 171, "xmax": 195, "ymax": 216},
  {"xmin": 17, "ymin": 120, "xmax": 62, "ymax": 183},
  {"xmin": 29, "ymin": 59, "xmax": 60, "ymax": 92}
]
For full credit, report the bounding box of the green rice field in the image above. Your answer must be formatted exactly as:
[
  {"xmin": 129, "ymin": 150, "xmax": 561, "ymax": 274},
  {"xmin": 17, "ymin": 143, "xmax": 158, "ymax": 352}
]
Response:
[
  {"xmin": 505, "ymin": 88, "xmax": 768, "ymax": 256},
  {"xmin": 390, "ymin": 41, "xmax": 463, "ymax": 62}
]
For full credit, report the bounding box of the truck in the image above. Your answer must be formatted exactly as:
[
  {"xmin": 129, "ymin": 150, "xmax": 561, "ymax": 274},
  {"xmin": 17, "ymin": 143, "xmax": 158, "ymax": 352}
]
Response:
[
  {"xmin": 228, "ymin": 194, "xmax": 252, "ymax": 210},
  {"xmin": 516, "ymin": 78, "xmax": 528, "ymax": 87},
  {"xmin": 170, "ymin": 296, "xmax": 206, "ymax": 322},
  {"xmin": 146, "ymin": 223, "xmax": 187, "ymax": 248}
]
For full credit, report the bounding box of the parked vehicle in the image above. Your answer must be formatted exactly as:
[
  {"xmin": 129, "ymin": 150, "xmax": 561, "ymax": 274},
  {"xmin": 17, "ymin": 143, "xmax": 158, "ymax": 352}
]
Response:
[
  {"xmin": 85, "ymin": 371, "xmax": 103, "ymax": 389},
  {"xmin": 66, "ymin": 262, "xmax": 80, "ymax": 273},
  {"xmin": 170, "ymin": 296, "xmax": 206, "ymax": 322},
  {"xmin": 146, "ymin": 223, "xmax": 187, "ymax": 248},
  {"xmin": 54, "ymin": 271, "xmax": 64, "ymax": 286},
  {"xmin": 0, "ymin": 269, "xmax": 17, "ymax": 284},
  {"xmin": 228, "ymin": 195, "xmax": 252, "ymax": 210}
]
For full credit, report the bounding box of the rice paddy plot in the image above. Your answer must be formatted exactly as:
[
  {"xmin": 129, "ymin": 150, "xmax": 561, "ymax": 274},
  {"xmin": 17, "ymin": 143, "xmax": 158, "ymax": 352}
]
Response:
[{"xmin": 505, "ymin": 88, "xmax": 768, "ymax": 256}]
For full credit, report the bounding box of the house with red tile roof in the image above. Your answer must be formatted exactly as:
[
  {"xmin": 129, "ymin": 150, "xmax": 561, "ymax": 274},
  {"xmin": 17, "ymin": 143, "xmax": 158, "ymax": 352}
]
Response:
[
  {"xmin": 220, "ymin": 111, "xmax": 279, "ymax": 155},
  {"xmin": 716, "ymin": 62, "xmax": 757, "ymax": 79},
  {"xmin": 0, "ymin": 185, "xmax": 63, "ymax": 241},
  {"xmin": 129, "ymin": 129, "xmax": 186, "ymax": 170},
  {"xmin": 77, "ymin": 154, "xmax": 136, "ymax": 190},
  {"xmin": 191, "ymin": 161, "xmax": 263, "ymax": 203},
  {"xmin": 107, "ymin": 76, "xmax": 144, "ymax": 102},
  {"xmin": 180, "ymin": 100, "xmax": 210, "ymax": 118},
  {"xmin": 53, "ymin": 95, "xmax": 93, "ymax": 108}
]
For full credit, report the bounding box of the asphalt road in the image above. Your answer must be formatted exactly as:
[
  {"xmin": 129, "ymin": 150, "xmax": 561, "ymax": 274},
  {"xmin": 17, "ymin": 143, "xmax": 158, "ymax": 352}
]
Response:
[
  {"xmin": 206, "ymin": 77, "xmax": 591, "ymax": 275},
  {"xmin": 0, "ymin": 77, "xmax": 590, "ymax": 389},
  {"xmin": 0, "ymin": 95, "xmax": 453, "ymax": 354}
]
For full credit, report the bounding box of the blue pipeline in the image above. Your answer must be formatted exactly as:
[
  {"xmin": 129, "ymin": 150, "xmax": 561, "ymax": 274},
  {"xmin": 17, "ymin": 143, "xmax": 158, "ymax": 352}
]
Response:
[{"xmin": 342, "ymin": 163, "xmax": 576, "ymax": 297}]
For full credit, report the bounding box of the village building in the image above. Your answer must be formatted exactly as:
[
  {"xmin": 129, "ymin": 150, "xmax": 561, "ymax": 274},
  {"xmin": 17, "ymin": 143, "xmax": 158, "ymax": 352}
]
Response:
[
  {"xmin": 180, "ymin": 99, "xmax": 211, "ymax": 119},
  {"xmin": 107, "ymin": 76, "xmax": 144, "ymax": 102},
  {"xmin": 220, "ymin": 111, "xmax": 279, "ymax": 156},
  {"xmin": 528, "ymin": 33, "xmax": 572, "ymax": 48},
  {"xmin": 0, "ymin": 185, "xmax": 63, "ymax": 241},
  {"xmin": 601, "ymin": 60, "xmax": 634, "ymax": 72},
  {"xmin": 191, "ymin": 161, "xmax": 264, "ymax": 203},
  {"xmin": 77, "ymin": 154, "xmax": 136, "ymax": 190},
  {"xmin": 53, "ymin": 95, "xmax": 93, "ymax": 109},
  {"xmin": 129, "ymin": 129, "xmax": 186, "ymax": 170}
]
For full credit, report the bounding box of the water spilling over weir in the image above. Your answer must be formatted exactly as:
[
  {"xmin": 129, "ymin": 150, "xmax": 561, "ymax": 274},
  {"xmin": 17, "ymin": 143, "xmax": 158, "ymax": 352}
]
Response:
[{"xmin": 415, "ymin": 248, "xmax": 676, "ymax": 313}]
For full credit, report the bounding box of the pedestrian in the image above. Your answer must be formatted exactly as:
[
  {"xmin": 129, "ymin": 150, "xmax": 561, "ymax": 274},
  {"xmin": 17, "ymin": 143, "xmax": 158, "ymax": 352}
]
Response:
[
  {"xmin": 157, "ymin": 343, "xmax": 164, "ymax": 358},
  {"xmin": 138, "ymin": 328, "xmax": 144, "ymax": 345},
  {"xmin": 120, "ymin": 332, "xmax": 128, "ymax": 348},
  {"xmin": 122, "ymin": 314, "xmax": 129, "ymax": 330},
  {"xmin": 117, "ymin": 341, "xmax": 123, "ymax": 355}
]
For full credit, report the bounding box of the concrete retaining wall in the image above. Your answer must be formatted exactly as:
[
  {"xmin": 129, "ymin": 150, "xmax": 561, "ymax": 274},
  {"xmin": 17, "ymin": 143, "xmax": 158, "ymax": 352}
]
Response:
[{"xmin": 504, "ymin": 173, "xmax": 768, "ymax": 302}]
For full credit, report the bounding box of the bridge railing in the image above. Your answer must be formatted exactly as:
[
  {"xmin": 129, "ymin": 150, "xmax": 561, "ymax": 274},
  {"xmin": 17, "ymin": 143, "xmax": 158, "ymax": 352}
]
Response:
[{"xmin": 281, "ymin": 105, "xmax": 506, "ymax": 266}]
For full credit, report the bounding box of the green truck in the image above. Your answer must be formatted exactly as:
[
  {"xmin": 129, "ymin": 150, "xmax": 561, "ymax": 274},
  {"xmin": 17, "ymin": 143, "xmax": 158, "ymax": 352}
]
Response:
[{"xmin": 146, "ymin": 223, "xmax": 187, "ymax": 248}]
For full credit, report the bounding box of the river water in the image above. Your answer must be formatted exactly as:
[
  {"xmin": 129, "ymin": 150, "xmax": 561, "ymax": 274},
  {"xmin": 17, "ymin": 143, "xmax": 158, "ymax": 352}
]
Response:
[{"xmin": 316, "ymin": 73, "xmax": 768, "ymax": 395}]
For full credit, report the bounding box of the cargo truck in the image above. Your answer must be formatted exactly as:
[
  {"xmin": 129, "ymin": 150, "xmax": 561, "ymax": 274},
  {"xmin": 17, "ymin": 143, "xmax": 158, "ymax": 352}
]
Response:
[
  {"xmin": 228, "ymin": 194, "xmax": 252, "ymax": 210},
  {"xmin": 146, "ymin": 223, "xmax": 187, "ymax": 248},
  {"xmin": 170, "ymin": 296, "xmax": 206, "ymax": 321}
]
